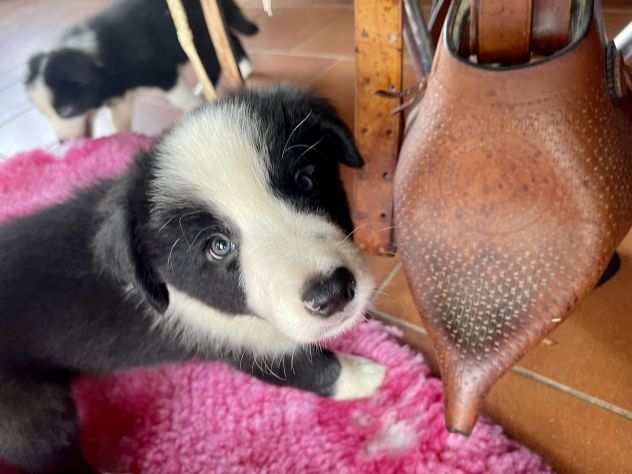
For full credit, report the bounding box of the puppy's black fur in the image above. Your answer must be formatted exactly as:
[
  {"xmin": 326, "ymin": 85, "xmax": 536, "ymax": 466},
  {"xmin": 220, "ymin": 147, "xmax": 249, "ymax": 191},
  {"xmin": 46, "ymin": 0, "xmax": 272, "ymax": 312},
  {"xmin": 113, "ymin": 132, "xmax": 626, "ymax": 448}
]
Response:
[
  {"xmin": 0, "ymin": 88, "xmax": 365, "ymax": 474},
  {"xmin": 26, "ymin": 0, "xmax": 258, "ymax": 119}
]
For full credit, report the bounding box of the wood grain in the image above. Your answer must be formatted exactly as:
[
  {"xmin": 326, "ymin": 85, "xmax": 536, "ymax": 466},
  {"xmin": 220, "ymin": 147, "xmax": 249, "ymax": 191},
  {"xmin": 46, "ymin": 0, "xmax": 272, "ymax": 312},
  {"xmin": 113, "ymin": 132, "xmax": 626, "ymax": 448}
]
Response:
[{"xmin": 353, "ymin": 0, "xmax": 403, "ymax": 256}]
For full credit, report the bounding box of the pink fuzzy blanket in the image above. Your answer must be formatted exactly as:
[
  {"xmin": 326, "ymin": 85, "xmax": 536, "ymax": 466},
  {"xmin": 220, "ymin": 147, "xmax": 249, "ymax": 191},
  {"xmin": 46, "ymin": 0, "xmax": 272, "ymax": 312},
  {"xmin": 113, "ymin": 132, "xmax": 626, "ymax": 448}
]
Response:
[{"xmin": 0, "ymin": 135, "xmax": 553, "ymax": 474}]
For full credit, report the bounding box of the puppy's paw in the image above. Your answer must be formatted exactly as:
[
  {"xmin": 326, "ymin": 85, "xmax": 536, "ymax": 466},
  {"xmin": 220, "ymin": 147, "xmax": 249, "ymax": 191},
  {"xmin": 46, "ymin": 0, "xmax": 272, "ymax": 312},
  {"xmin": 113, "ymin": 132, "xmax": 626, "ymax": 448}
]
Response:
[
  {"xmin": 238, "ymin": 58, "xmax": 254, "ymax": 79},
  {"xmin": 332, "ymin": 353, "xmax": 386, "ymax": 400}
]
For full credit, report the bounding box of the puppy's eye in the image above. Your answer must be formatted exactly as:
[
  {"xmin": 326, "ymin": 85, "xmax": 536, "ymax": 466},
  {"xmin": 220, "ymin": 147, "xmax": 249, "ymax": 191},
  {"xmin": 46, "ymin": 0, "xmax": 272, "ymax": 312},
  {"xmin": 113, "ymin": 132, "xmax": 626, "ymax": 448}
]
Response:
[
  {"xmin": 206, "ymin": 233, "xmax": 234, "ymax": 260},
  {"xmin": 294, "ymin": 165, "xmax": 316, "ymax": 193}
]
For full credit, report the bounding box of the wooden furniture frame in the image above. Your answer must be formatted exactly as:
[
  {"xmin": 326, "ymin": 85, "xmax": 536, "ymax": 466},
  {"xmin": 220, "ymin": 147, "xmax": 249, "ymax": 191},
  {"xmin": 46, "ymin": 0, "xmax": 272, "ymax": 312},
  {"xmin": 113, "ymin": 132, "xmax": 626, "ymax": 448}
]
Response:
[{"xmin": 166, "ymin": 0, "xmax": 245, "ymax": 101}]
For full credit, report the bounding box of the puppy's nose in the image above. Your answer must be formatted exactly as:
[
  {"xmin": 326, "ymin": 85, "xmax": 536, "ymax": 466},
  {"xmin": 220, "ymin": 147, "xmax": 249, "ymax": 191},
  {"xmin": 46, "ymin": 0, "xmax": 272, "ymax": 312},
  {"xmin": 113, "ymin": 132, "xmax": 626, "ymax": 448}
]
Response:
[{"xmin": 302, "ymin": 267, "xmax": 356, "ymax": 317}]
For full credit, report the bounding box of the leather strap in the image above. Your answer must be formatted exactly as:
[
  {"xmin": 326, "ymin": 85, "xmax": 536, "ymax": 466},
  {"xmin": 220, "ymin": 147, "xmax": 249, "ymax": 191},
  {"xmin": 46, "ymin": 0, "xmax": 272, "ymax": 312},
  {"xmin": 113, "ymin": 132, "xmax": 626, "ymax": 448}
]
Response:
[
  {"xmin": 463, "ymin": 0, "xmax": 572, "ymax": 64},
  {"xmin": 531, "ymin": 0, "xmax": 572, "ymax": 55},
  {"xmin": 475, "ymin": 0, "xmax": 533, "ymax": 64}
]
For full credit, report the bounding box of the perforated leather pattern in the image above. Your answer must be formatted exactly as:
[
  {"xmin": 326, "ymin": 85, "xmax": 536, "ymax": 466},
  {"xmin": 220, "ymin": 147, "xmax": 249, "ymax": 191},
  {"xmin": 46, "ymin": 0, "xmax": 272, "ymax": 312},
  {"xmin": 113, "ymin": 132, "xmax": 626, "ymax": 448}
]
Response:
[{"xmin": 394, "ymin": 18, "xmax": 632, "ymax": 433}]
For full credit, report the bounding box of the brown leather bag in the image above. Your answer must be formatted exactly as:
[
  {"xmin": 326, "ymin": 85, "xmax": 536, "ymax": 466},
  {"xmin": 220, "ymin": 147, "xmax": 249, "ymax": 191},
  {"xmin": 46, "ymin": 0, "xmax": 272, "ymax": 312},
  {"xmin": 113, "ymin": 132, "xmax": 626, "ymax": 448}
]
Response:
[{"xmin": 394, "ymin": 0, "xmax": 632, "ymax": 434}]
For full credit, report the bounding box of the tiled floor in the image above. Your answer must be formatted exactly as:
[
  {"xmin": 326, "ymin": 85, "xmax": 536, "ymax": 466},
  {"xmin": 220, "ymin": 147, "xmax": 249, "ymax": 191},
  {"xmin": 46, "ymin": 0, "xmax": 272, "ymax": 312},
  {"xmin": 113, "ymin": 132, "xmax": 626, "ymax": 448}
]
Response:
[{"xmin": 1, "ymin": 1, "xmax": 632, "ymax": 473}]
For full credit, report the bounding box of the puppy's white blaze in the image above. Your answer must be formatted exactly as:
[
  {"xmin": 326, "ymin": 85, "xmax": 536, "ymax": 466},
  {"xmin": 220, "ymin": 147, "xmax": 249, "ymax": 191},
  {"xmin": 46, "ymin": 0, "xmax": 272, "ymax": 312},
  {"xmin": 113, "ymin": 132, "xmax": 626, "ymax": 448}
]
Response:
[
  {"xmin": 152, "ymin": 104, "xmax": 269, "ymax": 219},
  {"xmin": 27, "ymin": 72, "xmax": 88, "ymax": 141},
  {"xmin": 152, "ymin": 104, "xmax": 374, "ymax": 345},
  {"xmin": 332, "ymin": 354, "xmax": 386, "ymax": 400},
  {"xmin": 166, "ymin": 286, "xmax": 298, "ymax": 356}
]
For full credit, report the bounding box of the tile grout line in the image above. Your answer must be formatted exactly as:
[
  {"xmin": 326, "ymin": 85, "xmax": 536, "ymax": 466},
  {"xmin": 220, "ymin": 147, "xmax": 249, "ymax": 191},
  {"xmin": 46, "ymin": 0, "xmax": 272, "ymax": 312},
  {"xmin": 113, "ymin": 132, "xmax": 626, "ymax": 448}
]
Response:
[
  {"xmin": 369, "ymin": 307, "xmax": 425, "ymax": 333},
  {"xmin": 0, "ymin": 106, "xmax": 33, "ymax": 129},
  {"xmin": 290, "ymin": 11, "xmax": 344, "ymax": 55},
  {"xmin": 306, "ymin": 59, "xmax": 341, "ymax": 86},
  {"xmin": 0, "ymin": 78, "xmax": 22, "ymax": 94},
  {"xmin": 370, "ymin": 307, "xmax": 632, "ymax": 424},
  {"xmin": 250, "ymin": 48, "xmax": 354, "ymax": 62},
  {"xmin": 512, "ymin": 367, "xmax": 632, "ymax": 422},
  {"xmin": 245, "ymin": 4, "xmax": 353, "ymax": 11},
  {"xmin": 249, "ymin": 48, "xmax": 413, "ymax": 65}
]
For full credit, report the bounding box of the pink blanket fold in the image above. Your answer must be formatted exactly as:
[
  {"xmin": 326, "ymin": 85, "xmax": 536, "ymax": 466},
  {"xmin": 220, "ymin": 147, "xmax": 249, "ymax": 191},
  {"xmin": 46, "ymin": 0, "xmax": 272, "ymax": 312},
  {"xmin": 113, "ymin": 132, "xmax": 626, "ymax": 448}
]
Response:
[{"xmin": 0, "ymin": 135, "xmax": 552, "ymax": 474}]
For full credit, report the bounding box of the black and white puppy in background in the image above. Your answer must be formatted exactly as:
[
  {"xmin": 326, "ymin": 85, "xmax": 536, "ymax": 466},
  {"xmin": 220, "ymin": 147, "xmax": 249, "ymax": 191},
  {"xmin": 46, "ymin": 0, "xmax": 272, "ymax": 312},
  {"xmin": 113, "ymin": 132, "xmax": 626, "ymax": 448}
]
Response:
[
  {"xmin": 25, "ymin": 0, "xmax": 258, "ymax": 141},
  {"xmin": 0, "ymin": 86, "xmax": 385, "ymax": 474}
]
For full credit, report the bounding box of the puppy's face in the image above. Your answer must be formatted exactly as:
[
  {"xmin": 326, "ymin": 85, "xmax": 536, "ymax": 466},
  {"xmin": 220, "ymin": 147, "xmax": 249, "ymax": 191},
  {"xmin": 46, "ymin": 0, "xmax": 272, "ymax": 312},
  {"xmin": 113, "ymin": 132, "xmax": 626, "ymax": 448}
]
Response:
[
  {"xmin": 25, "ymin": 50, "xmax": 102, "ymax": 140},
  {"xmin": 139, "ymin": 88, "xmax": 372, "ymax": 351}
]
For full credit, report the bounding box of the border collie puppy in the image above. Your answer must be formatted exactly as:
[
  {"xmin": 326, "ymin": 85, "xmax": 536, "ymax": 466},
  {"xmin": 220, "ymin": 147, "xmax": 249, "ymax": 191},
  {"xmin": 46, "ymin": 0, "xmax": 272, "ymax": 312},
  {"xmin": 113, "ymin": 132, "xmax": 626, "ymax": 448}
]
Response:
[
  {"xmin": 25, "ymin": 0, "xmax": 258, "ymax": 141},
  {"xmin": 0, "ymin": 86, "xmax": 385, "ymax": 474}
]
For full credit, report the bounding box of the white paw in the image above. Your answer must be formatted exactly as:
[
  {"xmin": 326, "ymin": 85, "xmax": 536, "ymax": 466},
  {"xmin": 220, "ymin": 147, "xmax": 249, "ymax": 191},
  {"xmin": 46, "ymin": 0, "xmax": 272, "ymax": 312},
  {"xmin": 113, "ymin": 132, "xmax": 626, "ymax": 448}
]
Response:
[
  {"xmin": 238, "ymin": 58, "xmax": 253, "ymax": 79},
  {"xmin": 332, "ymin": 353, "xmax": 386, "ymax": 401}
]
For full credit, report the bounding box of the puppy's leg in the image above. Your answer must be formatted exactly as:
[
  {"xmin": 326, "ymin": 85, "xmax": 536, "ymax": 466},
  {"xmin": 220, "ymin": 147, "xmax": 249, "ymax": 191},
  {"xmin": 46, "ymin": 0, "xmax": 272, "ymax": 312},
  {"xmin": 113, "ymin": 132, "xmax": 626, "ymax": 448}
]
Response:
[
  {"xmin": 0, "ymin": 374, "xmax": 97, "ymax": 474},
  {"xmin": 234, "ymin": 349, "xmax": 385, "ymax": 400},
  {"xmin": 329, "ymin": 353, "xmax": 387, "ymax": 400},
  {"xmin": 50, "ymin": 114, "xmax": 90, "ymax": 141},
  {"xmin": 108, "ymin": 90, "xmax": 135, "ymax": 133},
  {"xmin": 229, "ymin": 32, "xmax": 253, "ymax": 79},
  {"xmin": 164, "ymin": 69, "xmax": 203, "ymax": 112}
]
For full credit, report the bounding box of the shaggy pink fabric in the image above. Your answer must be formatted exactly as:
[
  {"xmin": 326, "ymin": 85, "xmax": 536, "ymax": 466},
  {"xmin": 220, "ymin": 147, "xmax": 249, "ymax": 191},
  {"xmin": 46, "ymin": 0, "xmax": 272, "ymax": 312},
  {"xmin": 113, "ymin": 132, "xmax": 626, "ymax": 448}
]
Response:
[
  {"xmin": 0, "ymin": 134, "xmax": 152, "ymax": 225},
  {"xmin": 0, "ymin": 135, "xmax": 553, "ymax": 474}
]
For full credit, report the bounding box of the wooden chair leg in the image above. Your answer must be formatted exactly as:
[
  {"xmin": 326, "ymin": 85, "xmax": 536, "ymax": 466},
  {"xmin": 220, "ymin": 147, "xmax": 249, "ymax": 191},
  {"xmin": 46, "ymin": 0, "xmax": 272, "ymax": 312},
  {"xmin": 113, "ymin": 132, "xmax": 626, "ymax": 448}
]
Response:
[
  {"xmin": 353, "ymin": 0, "xmax": 404, "ymax": 256},
  {"xmin": 166, "ymin": 0, "xmax": 218, "ymax": 101},
  {"xmin": 201, "ymin": 0, "xmax": 244, "ymax": 89}
]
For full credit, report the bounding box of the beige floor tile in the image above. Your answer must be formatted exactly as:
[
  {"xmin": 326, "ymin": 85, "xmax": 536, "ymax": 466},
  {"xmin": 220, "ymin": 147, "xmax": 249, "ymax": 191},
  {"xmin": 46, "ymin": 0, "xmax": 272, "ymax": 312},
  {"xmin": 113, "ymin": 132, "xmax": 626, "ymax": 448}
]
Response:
[
  {"xmin": 517, "ymin": 231, "xmax": 632, "ymax": 412},
  {"xmin": 242, "ymin": 7, "xmax": 340, "ymax": 53},
  {"xmin": 0, "ymin": 82, "xmax": 31, "ymax": 126},
  {"xmin": 486, "ymin": 371, "xmax": 632, "ymax": 474},
  {"xmin": 0, "ymin": 108, "xmax": 56, "ymax": 156},
  {"xmin": 293, "ymin": 9, "xmax": 355, "ymax": 58},
  {"xmin": 246, "ymin": 52, "xmax": 337, "ymax": 88}
]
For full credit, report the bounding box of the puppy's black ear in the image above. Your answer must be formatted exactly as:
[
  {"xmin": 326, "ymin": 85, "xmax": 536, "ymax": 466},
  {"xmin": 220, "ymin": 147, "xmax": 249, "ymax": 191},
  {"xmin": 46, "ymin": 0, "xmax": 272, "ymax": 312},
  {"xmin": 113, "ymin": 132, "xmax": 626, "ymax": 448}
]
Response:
[
  {"xmin": 94, "ymin": 156, "xmax": 169, "ymax": 313},
  {"xmin": 311, "ymin": 99, "xmax": 365, "ymax": 169},
  {"xmin": 321, "ymin": 120, "xmax": 365, "ymax": 169},
  {"xmin": 26, "ymin": 52, "xmax": 46, "ymax": 84},
  {"xmin": 126, "ymin": 214, "xmax": 170, "ymax": 313}
]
